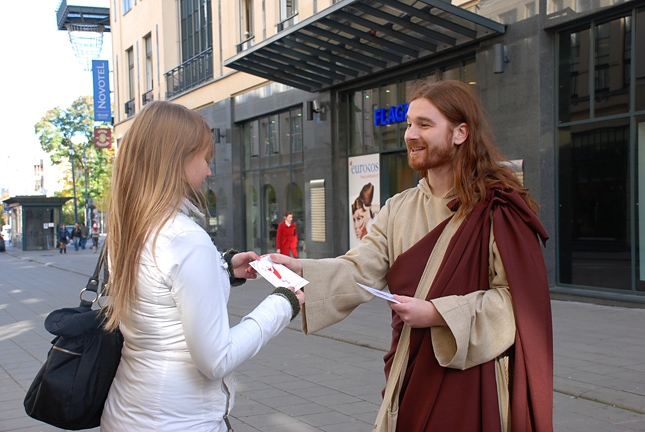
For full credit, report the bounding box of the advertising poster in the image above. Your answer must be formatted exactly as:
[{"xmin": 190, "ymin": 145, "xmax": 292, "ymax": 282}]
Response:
[{"xmin": 348, "ymin": 154, "xmax": 380, "ymax": 250}]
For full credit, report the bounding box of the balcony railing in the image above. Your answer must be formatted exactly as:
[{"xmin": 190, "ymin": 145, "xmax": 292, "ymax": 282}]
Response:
[
  {"xmin": 124, "ymin": 99, "xmax": 135, "ymax": 118},
  {"xmin": 236, "ymin": 34, "xmax": 255, "ymax": 53},
  {"xmin": 142, "ymin": 90, "xmax": 154, "ymax": 106},
  {"xmin": 276, "ymin": 13, "xmax": 298, "ymax": 32},
  {"xmin": 164, "ymin": 48, "xmax": 213, "ymax": 99}
]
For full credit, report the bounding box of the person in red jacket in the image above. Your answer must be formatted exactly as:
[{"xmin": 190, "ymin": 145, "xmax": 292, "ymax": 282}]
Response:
[{"xmin": 276, "ymin": 211, "xmax": 298, "ymax": 257}]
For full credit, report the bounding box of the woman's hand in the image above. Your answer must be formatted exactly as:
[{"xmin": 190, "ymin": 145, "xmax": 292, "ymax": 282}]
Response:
[
  {"xmin": 268, "ymin": 253, "xmax": 303, "ymax": 277},
  {"xmin": 388, "ymin": 295, "xmax": 447, "ymax": 328},
  {"xmin": 230, "ymin": 251, "xmax": 261, "ymax": 279}
]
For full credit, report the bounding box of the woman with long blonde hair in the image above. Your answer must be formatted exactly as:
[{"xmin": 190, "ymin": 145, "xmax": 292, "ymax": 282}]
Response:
[{"xmin": 101, "ymin": 101, "xmax": 302, "ymax": 431}]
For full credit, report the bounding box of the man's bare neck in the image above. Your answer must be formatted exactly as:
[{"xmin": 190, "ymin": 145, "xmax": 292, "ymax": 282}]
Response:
[{"xmin": 426, "ymin": 170, "xmax": 454, "ymax": 198}]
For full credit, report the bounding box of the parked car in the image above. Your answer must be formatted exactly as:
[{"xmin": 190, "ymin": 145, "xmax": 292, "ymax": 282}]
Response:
[{"xmin": 0, "ymin": 234, "xmax": 5, "ymax": 252}]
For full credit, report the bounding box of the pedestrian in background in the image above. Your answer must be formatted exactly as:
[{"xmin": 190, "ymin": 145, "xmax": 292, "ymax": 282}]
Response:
[
  {"xmin": 80, "ymin": 222, "xmax": 89, "ymax": 250},
  {"xmin": 57, "ymin": 225, "xmax": 70, "ymax": 254},
  {"xmin": 270, "ymin": 80, "xmax": 553, "ymax": 432},
  {"xmin": 91, "ymin": 223, "xmax": 100, "ymax": 253},
  {"xmin": 101, "ymin": 100, "xmax": 303, "ymax": 431},
  {"xmin": 71, "ymin": 223, "xmax": 82, "ymax": 252},
  {"xmin": 276, "ymin": 211, "xmax": 298, "ymax": 257}
]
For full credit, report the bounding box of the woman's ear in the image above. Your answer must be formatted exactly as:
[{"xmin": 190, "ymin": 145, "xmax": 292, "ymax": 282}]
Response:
[{"xmin": 453, "ymin": 123, "xmax": 469, "ymax": 146}]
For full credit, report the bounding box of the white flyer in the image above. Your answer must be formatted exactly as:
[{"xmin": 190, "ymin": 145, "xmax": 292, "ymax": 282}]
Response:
[
  {"xmin": 249, "ymin": 257, "xmax": 309, "ymax": 290},
  {"xmin": 356, "ymin": 283, "xmax": 401, "ymax": 304}
]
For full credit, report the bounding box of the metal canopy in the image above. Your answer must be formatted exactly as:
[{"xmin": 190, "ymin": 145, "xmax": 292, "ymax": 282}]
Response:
[
  {"xmin": 224, "ymin": 0, "xmax": 505, "ymax": 92},
  {"xmin": 56, "ymin": 0, "xmax": 111, "ymax": 32}
]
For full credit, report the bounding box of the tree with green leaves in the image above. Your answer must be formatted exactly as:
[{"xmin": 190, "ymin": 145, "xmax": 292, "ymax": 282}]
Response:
[{"xmin": 34, "ymin": 95, "xmax": 114, "ymax": 225}]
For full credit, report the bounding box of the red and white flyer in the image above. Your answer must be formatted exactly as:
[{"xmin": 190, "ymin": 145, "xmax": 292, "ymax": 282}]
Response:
[{"xmin": 249, "ymin": 257, "xmax": 309, "ymax": 291}]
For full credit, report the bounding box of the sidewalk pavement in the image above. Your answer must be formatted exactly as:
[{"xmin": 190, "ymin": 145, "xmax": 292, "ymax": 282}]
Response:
[{"xmin": 0, "ymin": 244, "xmax": 644, "ymax": 431}]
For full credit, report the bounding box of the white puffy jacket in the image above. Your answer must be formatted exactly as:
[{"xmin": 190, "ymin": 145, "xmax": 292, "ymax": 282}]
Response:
[{"xmin": 101, "ymin": 200, "xmax": 293, "ymax": 431}]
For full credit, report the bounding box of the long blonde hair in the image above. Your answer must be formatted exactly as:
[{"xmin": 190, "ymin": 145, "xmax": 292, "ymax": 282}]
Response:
[
  {"xmin": 408, "ymin": 80, "xmax": 538, "ymax": 218},
  {"xmin": 104, "ymin": 101, "xmax": 213, "ymax": 331}
]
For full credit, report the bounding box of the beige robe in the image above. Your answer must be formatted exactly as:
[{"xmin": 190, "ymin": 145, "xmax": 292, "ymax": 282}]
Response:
[{"xmin": 300, "ymin": 179, "xmax": 514, "ymax": 430}]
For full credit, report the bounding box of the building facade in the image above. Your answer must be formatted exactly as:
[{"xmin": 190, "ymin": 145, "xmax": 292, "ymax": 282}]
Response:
[{"xmin": 109, "ymin": 0, "xmax": 645, "ymax": 302}]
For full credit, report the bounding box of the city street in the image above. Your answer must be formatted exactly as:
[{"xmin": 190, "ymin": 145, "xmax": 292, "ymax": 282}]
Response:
[{"xmin": 0, "ymin": 244, "xmax": 644, "ymax": 431}]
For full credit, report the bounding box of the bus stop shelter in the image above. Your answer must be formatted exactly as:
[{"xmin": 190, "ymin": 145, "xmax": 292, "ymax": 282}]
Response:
[{"xmin": 3, "ymin": 196, "xmax": 71, "ymax": 251}]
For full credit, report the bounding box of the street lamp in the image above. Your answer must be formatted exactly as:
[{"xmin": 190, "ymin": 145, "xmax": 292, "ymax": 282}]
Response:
[{"xmin": 68, "ymin": 141, "xmax": 79, "ymax": 224}]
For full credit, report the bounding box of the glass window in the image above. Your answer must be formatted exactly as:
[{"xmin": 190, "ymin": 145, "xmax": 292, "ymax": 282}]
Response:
[
  {"xmin": 123, "ymin": 0, "xmax": 133, "ymax": 14},
  {"xmin": 594, "ymin": 16, "xmax": 630, "ymax": 118},
  {"xmin": 636, "ymin": 8, "xmax": 645, "ymax": 112},
  {"xmin": 260, "ymin": 115, "xmax": 279, "ymax": 167},
  {"xmin": 244, "ymin": 171, "xmax": 260, "ymax": 254},
  {"xmin": 289, "ymin": 165, "xmax": 306, "ymax": 257},
  {"xmin": 241, "ymin": 108, "xmax": 305, "ymax": 255},
  {"xmin": 364, "ymin": 89, "xmax": 378, "ymax": 154},
  {"xmin": 636, "ymin": 115, "xmax": 645, "ymax": 292},
  {"xmin": 144, "ymin": 34, "xmax": 153, "ymax": 92},
  {"xmin": 241, "ymin": 0, "xmax": 254, "ymax": 40},
  {"xmin": 380, "ymin": 83, "xmax": 400, "ymax": 151},
  {"xmin": 290, "ymin": 108, "xmax": 303, "ymax": 163},
  {"xmin": 380, "ymin": 153, "xmax": 417, "ymax": 207},
  {"xmin": 558, "ymin": 27, "xmax": 591, "ymax": 123},
  {"xmin": 127, "ymin": 47, "xmax": 135, "ymax": 100},
  {"xmin": 242, "ymin": 120, "xmax": 259, "ymax": 170},
  {"xmin": 557, "ymin": 118, "xmax": 631, "ymax": 290},
  {"xmin": 279, "ymin": 111, "xmax": 292, "ymax": 166},
  {"xmin": 180, "ymin": 0, "xmax": 212, "ymax": 61},
  {"xmin": 349, "ymin": 91, "xmax": 364, "ymax": 156}
]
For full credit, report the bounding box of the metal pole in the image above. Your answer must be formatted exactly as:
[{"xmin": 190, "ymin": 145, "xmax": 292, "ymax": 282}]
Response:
[
  {"xmin": 69, "ymin": 143, "xmax": 78, "ymax": 224},
  {"xmin": 83, "ymin": 148, "xmax": 89, "ymax": 225}
]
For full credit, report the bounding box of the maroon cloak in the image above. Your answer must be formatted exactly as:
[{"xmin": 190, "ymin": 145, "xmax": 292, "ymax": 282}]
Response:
[{"xmin": 385, "ymin": 186, "xmax": 553, "ymax": 431}]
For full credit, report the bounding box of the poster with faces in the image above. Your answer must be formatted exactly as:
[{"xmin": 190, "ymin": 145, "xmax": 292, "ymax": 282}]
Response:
[{"xmin": 348, "ymin": 154, "xmax": 381, "ymax": 250}]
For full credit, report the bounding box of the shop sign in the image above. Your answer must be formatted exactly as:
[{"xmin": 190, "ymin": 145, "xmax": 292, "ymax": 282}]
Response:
[{"xmin": 373, "ymin": 103, "xmax": 409, "ymax": 126}]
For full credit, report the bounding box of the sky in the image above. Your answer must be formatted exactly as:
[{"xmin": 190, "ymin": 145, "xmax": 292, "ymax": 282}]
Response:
[{"xmin": 0, "ymin": 0, "xmax": 112, "ymax": 197}]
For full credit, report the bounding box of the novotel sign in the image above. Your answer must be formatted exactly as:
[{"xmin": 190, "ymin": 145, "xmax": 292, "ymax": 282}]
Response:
[
  {"xmin": 374, "ymin": 103, "xmax": 409, "ymax": 127},
  {"xmin": 92, "ymin": 60, "xmax": 111, "ymax": 122}
]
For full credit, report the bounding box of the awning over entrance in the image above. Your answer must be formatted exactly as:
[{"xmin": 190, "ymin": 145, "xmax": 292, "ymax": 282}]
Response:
[{"xmin": 224, "ymin": 0, "xmax": 505, "ymax": 93}]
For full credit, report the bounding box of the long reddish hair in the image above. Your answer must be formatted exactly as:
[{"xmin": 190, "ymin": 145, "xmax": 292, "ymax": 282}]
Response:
[{"xmin": 408, "ymin": 80, "xmax": 538, "ymax": 217}]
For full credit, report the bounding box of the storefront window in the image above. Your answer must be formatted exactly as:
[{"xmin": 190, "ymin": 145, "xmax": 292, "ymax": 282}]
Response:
[
  {"xmin": 241, "ymin": 107, "xmax": 305, "ymax": 255},
  {"xmin": 558, "ymin": 118, "xmax": 631, "ymax": 290}
]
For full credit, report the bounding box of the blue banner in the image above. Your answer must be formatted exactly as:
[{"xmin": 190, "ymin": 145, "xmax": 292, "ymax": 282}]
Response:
[{"xmin": 92, "ymin": 60, "xmax": 111, "ymax": 122}]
